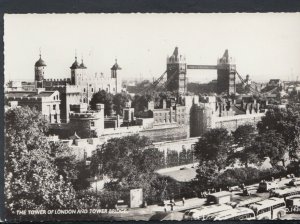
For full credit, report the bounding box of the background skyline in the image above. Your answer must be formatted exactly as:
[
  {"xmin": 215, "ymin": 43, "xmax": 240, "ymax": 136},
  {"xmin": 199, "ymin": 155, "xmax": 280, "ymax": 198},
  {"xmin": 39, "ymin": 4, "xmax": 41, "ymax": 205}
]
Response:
[{"xmin": 4, "ymin": 13, "xmax": 300, "ymax": 84}]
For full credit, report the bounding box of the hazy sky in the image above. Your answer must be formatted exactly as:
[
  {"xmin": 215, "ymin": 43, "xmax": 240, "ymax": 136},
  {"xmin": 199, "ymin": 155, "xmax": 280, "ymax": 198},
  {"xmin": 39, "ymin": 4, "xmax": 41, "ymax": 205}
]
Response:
[{"xmin": 4, "ymin": 13, "xmax": 300, "ymax": 83}]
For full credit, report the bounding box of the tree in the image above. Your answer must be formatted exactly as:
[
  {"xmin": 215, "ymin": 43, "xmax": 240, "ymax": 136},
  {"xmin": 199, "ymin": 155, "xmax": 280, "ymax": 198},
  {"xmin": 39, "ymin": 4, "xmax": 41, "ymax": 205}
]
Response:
[
  {"xmin": 232, "ymin": 124, "xmax": 256, "ymax": 148},
  {"xmin": 252, "ymin": 130, "xmax": 286, "ymax": 166},
  {"xmin": 194, "ymin": 161, "xmax": 219, "ymax": 191},
  {"xmin": 113, "ymin": 92, "xmax": 131, "ymax": 115},
  {"xmin": 90, "ymin": 135, "xmax": 167, "ymax": 204},
  {"xmin": 91, "ymin": 135, "xmax": 164, "ymax": 189},
  {"xmin": 194, "ymin": 128, "xmax": 233, "ymax": 170},
  {"xmin": 49, "ymin": 141, "xmax": 77, "ymax": 181},
  {"xmin": 72, "ymin": 161, "xmax": 91, "ymax": 191},
  {"xmin": 258, "ymin": 107, "xmax": 300, "ymax": 161},
  {"xmin": 179, "ymin": 148, "xmax": 188, "ymax": 165},
  {"xmin": 5, "ymin": 107, "xmax": 77, "ymax": 213},
  {"xmin": 90, "ymin": 90, "xmax": 114, "ymax": 116},
  {"xmin": 232, "ymin": 125, "xmax": 260, "ymax": 167},
  {"xmin": 132, "ymin": 94, "xmax": 153, "ymax": 114},
  {"xmin": 215, "ymin": 167, "xmax": 260, "ymax": 188}
]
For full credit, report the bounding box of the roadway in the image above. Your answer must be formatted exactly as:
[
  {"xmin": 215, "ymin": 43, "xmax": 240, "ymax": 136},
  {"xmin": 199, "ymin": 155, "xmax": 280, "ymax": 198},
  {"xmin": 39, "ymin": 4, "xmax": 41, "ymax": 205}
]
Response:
[{"xmin": 106, "ymin": 176, "xmax": 300, "ymax": 221}]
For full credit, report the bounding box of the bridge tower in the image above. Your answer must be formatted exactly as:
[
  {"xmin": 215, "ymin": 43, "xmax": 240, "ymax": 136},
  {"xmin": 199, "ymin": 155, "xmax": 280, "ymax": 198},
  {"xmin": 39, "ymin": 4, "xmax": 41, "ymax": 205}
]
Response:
[
  {"xmin": 217, "ymin": 49, "xmax": 236, "ymax": 95},
  {"xmin": 166, "ymin": 47, "xmax": 187, "ymax": 94}
]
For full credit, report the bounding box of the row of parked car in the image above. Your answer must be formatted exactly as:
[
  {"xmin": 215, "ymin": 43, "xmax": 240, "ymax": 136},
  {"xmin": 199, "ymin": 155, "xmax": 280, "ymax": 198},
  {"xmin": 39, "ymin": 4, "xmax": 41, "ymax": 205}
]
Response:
[{"xmin": 183, "ymin": 177, "xmax": 300, "ymax": 220}]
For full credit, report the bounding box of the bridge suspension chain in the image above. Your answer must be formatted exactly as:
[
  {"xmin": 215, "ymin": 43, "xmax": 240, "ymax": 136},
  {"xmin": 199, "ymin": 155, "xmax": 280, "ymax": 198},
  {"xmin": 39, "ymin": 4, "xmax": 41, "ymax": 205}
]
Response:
[
  {"xmin": 138, "ymin": 69, "xmax": 179, "ymax": 95},
  {"xmin": 235, "ymin": 70, "xmax": 278, "ymax": 97}
]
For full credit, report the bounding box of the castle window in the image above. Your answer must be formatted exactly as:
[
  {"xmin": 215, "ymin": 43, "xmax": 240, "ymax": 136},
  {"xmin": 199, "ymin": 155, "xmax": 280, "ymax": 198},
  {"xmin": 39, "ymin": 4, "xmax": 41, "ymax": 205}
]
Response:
[
  {"xmin": 83, "ymin": 98, "xmax": 86, "ymax": 103},
  {"xmin": 53, "ymin": 105, "xmax": 56, "ymax": 110},
  {"xmin": 84, "ymin": 88, "xmax": 86, "ymax": 92},
  {"xmin": 91, "ymin": 121, "xmax": 95, "ymax": 127},
  {"xmin": 53, "ymin": 96, "xmax": 55, "ymax": 100},
  {"xmin": 91, "ymin": 88, "xmax": 94, "ymax": 92}
]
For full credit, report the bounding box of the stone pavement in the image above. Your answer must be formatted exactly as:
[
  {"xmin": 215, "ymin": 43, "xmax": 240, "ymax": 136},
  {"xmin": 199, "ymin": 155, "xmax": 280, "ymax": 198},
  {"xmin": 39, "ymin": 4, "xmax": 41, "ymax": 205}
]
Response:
[
  {"xmin": 148, "ymin": 197, "xmax": 207, "ymax": 212},
  {"xmin": 109, "ymin": 197, "xmax": 207, "ymax": 221}
]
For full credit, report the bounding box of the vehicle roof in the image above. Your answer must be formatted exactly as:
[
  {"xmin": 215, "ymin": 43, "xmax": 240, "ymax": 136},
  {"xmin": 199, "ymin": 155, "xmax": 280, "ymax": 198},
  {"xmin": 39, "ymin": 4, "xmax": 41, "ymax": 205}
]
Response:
[
  {"xmin": 250, "ymin": 197, "xmax": 284, "ymax": 209},
  {"xmin": 259, "ymin": 181, "xmax": 277, "ymax": 185},
  {"xmin": 190, "ymin": 204, "xmax": 232, "ymax": 214},
  {"xmin": 236, "ymin": 197, "xmax": 263, "ymax": 206},
  {"xmin": 287, "ymin": 196, "xmax": 300, "ymax": 200},
  {"xmin": 196, "ymin": 204, "xmax": 232, "ymax": 210},
  {"xmin": 274, "ymin": 187, "xmax": 300, "ymax": 194},
  {"xmin": 214, "ymin": 207, "xmax": 254, "ymax": 219}
]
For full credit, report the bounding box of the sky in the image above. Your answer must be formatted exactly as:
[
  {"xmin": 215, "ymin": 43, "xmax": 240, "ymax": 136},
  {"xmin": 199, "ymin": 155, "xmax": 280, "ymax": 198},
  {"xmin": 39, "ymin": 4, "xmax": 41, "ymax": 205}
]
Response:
[{"xmin": 4, "ymin": 13, "xmax": 300, "ymax": 84}]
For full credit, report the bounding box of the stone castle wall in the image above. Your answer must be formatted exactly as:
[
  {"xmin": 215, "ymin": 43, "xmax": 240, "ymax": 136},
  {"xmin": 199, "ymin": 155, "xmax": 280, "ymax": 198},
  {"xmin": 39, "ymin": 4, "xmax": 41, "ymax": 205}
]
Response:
[{"xmin": 212, "ymin": 113, "xmax": 264, "ymax": 132}]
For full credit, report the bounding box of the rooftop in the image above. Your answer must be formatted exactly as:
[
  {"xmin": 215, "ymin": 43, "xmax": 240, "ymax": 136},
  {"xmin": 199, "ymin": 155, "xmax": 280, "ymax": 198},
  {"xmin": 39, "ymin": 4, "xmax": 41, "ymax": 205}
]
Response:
[{"xmin": 6, "ymin": 90, "xmax": 56, "ymax": 98}]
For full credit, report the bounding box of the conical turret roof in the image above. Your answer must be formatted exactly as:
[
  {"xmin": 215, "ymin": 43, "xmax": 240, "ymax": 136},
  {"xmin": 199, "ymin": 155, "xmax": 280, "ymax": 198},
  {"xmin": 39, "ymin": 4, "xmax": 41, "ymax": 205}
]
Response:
[
  {"xmin": 70, "ymin": 56, "xmax": 80, "ymax": 69},
  {"xmin": 35, "ymin": 54, "xmax": 46, "ymax": 67}
]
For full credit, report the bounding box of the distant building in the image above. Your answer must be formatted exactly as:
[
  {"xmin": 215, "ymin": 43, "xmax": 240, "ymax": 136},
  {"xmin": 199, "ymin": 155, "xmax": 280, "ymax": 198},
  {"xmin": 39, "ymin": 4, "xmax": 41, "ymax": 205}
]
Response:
[
  {"xmin": 267, "ymin": 79, "xmax": 282, "ymax": 87},
  {"xmin": 5, "ymin": 89, "xmax": 61, "ymax": 123}
]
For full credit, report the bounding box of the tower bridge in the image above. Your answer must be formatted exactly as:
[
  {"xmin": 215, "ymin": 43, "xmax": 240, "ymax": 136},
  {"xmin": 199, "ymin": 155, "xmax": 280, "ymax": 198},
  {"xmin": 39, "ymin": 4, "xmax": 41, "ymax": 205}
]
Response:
[
  {"xmin": 166, "ymin": 47, "xmax": 236, "ymax": 96},
  {"xmin": 140, "ymin": 47, "xmax": 238, "ymax": 96}
]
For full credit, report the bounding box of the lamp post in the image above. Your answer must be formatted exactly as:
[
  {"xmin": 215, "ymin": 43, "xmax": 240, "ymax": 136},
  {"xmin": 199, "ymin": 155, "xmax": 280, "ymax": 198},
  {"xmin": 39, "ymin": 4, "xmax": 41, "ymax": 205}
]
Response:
[{"xmin": 94, "ymin": 176, "xmax": 98, "ymax": 194}]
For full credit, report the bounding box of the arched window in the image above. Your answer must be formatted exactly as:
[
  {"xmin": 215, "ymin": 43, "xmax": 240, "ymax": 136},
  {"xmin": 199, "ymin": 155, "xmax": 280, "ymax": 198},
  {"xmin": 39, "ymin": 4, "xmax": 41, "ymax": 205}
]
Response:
[
  {"xmin": 91, "ymin": 88, "xmax": 94, "ymax": 92},
  {"xmin": 83, "ymin": 88, "xmax": 86, "ymax": 92}
]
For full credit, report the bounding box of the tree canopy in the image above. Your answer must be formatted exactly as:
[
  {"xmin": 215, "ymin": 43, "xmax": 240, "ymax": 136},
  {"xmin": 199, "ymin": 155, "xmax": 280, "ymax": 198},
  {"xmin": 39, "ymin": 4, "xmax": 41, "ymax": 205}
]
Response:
[
  {"xmin": 231, "ymin": 124, "xmax": 260, "ymax": 167},
  {"xmin": 258, "ymin": 107, "xmax": 300, "ymax": 161},
  {"xmin": 194, "ymin": 128, "xmax": 233, "ymax": 170},
  {"xmin": 90, "ymin": 90, "xmax": 114, "ymax": 116},
  {"xmin": 113, "ymin": 92, "xmax": 131, "ymax": 115},
  {"xmin": 5, "ymin": 107, "xmax": 77, "ymax": 212},
  {"xmin": 90, "ymin": 134, "xmax": 165, "ymax": 201}
]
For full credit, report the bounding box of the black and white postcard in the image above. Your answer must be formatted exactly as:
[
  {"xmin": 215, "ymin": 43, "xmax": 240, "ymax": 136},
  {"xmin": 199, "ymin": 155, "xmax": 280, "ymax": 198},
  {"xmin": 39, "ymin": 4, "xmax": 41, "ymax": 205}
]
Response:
[{"xmin": 3, "ymin": 13, "xmax": 300, "ymax": 221}]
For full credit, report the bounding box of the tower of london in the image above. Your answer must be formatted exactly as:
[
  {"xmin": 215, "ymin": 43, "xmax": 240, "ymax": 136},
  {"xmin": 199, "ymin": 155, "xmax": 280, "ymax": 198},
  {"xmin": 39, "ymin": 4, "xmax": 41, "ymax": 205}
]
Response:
[{"xmin": 34, "ymin": 54, "xmax": 122, "ymax": 122}]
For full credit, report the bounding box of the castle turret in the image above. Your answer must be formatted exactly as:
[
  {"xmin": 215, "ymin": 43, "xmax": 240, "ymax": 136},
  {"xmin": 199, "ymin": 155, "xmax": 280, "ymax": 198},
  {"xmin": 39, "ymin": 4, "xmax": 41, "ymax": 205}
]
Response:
[
  {"xmin": 166, "ymin": 47, "xmax": 187, "ymax": 94},
  {"xmin": 70, "ymin": 55, "xmax": 87, "ymax": 86},
  {"xmin": 111, "ymin": 59, "xmax": 122, "ymax": 93},
  {"xmin": 35, "ymin": 52, "xmax": 46, "ymax": 88},
  {"xmin": 217, "ymin": 49, "xmax": 236, "ymax": 95}
]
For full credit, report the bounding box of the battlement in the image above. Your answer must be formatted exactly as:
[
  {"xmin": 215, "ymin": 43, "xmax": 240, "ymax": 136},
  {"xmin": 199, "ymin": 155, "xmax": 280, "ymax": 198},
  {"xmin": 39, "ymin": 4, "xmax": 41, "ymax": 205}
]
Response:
[
  {"xmin": 5, "ymin": 96, "xmax": 42, "ymax": 101},
  {"xmin": 69, "ymin": 111, "xmax": 101, "ymax": 119},
  {"xmin": 44, "ymin": 78, "xmax": 71, "ymax": 82},
  {"xmin": 167, "ymin": 55, "xmax": 186, "ymax": 64}
]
